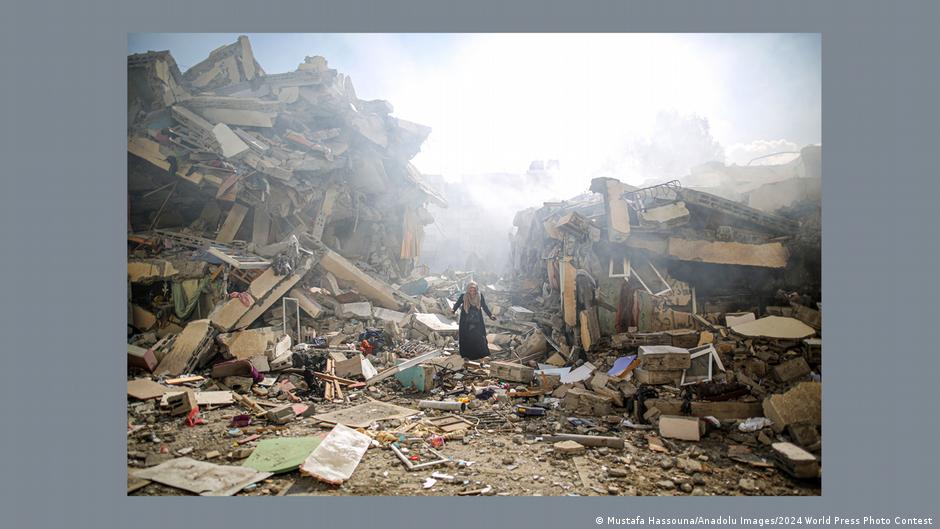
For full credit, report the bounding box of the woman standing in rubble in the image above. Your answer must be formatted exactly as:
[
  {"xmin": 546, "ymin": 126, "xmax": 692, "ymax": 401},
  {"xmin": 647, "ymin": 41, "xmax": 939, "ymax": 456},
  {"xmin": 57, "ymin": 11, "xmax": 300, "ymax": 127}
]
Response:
[{"xmin": 451, "ymin": 281, "xmax": 496, "ymax": 360}]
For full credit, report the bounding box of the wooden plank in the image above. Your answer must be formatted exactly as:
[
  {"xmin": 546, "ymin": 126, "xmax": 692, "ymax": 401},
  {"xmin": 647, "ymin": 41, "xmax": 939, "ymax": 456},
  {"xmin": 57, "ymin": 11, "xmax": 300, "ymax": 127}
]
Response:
[
  {"xmin": 216, "ymin": 203, "xmax": 249, "ymax": 243},
  {"xmin": 164, "ymin": 375, "xmax": 205, "ymax": 385},
  {"xmin": 561, "ymin": 259, "xmax": 577, "ymax": 327},
  {"xmin": 579, "ymin": 308, "xmax": 601, "ymax": 351},
  {"xmin": 313, "ymin": 372, "xmax": 363, "ymax": 387},
  {"xmin": 252, "ymin": 207, "xmax": 271, "ymax": 246}
]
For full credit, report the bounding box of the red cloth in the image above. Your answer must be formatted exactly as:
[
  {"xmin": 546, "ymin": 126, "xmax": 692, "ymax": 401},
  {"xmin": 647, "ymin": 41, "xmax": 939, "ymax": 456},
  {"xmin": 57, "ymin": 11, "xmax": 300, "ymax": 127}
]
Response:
[
  {"xmin": 229, "ymin": 291, "xmax": 254, "ymax": 306},
  {"xmin": 185, "ymin": 406, "xmax": 206, "ymax": 427}
]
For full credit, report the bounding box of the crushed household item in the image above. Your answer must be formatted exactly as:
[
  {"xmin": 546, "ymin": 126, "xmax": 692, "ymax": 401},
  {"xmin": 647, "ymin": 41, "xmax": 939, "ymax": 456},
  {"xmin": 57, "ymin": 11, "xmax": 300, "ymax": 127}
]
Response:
[
  {"xmin": 131, "ymin": 457, "xmax": 272, "ymax": 496},
  {"xmin": 299, "ymin": 424, "xmax": 371, "ymax": 485}
]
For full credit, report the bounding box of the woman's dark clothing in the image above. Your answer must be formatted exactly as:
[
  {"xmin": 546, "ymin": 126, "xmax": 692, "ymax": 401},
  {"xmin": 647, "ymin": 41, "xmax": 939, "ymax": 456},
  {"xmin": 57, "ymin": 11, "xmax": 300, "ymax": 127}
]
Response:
[{"xmin": 452, "ymin": 293, "xmax": 492, "ymax": 360}]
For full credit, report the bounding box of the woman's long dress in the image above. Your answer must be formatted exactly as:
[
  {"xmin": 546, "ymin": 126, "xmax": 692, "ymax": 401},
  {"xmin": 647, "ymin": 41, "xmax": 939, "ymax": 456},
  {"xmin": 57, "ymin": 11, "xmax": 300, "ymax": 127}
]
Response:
[{"xmin": 453, "ymin": 293, "xmax": 491, "ymax": 360}]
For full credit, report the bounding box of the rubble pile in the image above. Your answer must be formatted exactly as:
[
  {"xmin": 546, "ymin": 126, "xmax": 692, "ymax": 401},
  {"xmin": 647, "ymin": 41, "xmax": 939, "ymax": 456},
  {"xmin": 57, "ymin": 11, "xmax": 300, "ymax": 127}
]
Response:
[{"xmin": 126, "ymin": 37, "xmax": 821, "ymax": 497}]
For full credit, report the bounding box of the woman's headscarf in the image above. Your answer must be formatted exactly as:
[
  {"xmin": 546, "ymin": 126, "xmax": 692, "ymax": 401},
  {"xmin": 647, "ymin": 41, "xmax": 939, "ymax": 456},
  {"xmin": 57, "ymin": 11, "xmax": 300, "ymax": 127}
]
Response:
[{"xmin": 462, "ymin": 281, "xmax": 481, "ymax": 312}]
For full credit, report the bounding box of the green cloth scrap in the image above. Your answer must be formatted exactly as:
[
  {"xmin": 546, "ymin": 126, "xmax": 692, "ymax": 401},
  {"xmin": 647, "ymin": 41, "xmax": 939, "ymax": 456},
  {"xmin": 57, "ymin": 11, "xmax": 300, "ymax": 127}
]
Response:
[
  {"xmin": 242, "ymin": 437, "xmax": 323, "ymax": 474},
  {"xmin": 172, "ymin": 277, "xmax": 210, "ymax": 319}
]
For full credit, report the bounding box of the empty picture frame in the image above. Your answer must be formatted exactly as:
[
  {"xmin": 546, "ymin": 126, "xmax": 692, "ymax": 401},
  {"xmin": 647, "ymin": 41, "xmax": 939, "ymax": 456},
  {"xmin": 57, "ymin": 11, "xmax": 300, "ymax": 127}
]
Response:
[
  {"xmin": 680, "ymin": 344, "xmax": 726, "ymax": 386},
  {"xmin": 630, "ymin": 259, "xmax": 672, "ymax": 296}
]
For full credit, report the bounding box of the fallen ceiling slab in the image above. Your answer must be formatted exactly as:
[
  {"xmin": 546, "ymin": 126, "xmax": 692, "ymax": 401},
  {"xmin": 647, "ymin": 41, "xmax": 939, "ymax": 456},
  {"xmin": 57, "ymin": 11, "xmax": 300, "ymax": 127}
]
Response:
[
  {"xmin": 667, "ymin": 238, "xmax": 789, "ymax": 268},
  {"xmin": 731, "ymin": 315, "xmax": 816, "ymax": 340}
]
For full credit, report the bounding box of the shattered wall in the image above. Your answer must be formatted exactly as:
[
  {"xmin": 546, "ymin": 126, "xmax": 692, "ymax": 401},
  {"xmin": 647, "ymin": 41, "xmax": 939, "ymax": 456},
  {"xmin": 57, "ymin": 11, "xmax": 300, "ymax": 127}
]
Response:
[
  {"xmin": 127, "ymin": 36, "xmax": 443, "ymax": 355},
  {"xmin": 509, "ymin": 147, "xmax": 822, "ymax": 354}
]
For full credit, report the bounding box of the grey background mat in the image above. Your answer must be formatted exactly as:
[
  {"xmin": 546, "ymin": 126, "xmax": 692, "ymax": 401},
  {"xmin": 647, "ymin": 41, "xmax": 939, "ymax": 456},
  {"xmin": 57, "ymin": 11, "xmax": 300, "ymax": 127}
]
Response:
[{"xmin": 0, "ymin": 0, "xmax": 938, "ymax": 528}]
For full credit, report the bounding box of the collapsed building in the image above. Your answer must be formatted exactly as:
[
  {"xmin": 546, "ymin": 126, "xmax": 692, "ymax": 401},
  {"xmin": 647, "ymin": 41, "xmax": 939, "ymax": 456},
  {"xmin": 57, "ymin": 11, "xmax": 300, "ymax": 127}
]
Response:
[
  {"xmin": 127, "ymin": 36, "xmax": 448, "ymax": 361},
  {"xmin": 510, "ymin": 147, "xmax": 821, "ymax": 346},
  {"xmin": 500, "ymin": 146, "xmax": 822, "ymax": 477},
  {"xmin": 126, "ymin": 36, "xmax": 822, "ymax": 497}
]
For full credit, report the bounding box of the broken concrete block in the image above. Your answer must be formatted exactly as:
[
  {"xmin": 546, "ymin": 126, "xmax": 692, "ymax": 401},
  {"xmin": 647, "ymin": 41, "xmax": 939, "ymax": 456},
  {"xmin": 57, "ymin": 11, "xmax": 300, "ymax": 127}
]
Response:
[
  {"xmin": 638, "ymin": 345, "xmax": 691, "ymax": 370},
  {"xmin": 266, "ymin": 404, "xmax": 295, "ymax": 425},
  {"xmin": 659, "ymin": 415, "xmax": 704, "ymax": 442},
  {"xmin": 488, "ymin": 333, "xmax": 513, "ymax": 346},
  {"xmin": 545, "ymin": 353, "xmax": 567, "ymax": 367},
  {"xmin": 593, "ymin": 385, "xmax": 624, "ymax": 408},
  {"xmin": 590, "ymin": 177, "xmax": 631, "ymax": 243},
  {"xmin": 515, "ymin": 331, "xmax": 549, "ymax": 360},
  {"xmin": 128, "ymin": 50, "xmax": 189, "ymax": 114},
  {"xmin": 579, "ymin": 308, "xmax": 601, "ymax": 351},
  {"xmin": 664, "ymin": 329, "xmax": 699, "ymax": 349},
  {"xmin": 536, "ymin": 373, "xmax": 562, "ymax": 390},
  {"xmin": 166, "ymin": 390, "xmax": 196, "ymax": 416},
  {"xmin": 372, "ymin": 307, "xmax": 407, "ymax": 325},
  {"xmin": 131, "ymin": 304, "xmax": 158, "ymax": 331},
  {"xmin": 317, "ymin": 247, "xmax": 399, "ymax": 310},
  {"xmin": 589, "ymin": 372, "xmax": 610, "ymax": 392},
  {"xmin": 787, "ymin": 422, "xmax": 820, "ymax": 448},
  {"xmin": 725, "ymin": 312, "xmax": 756, "ymax": 327},
  {"xmin": 155, "ymin": 319, "xmax": 214, "ymax": 376},
  {"xmin": 216, "ymin": 203, "xmax": 249, "ymax": 243},
  {"xmin": 555, "ymin": 211, "xmax": 591, "ymax": 237},
  {"xmin": 327, "ymin": 351, "xmax": 348, "ymax": 362},
  {"xmin": 217, "ymin": 327, "xmax": 278, "ymax": 360},
  {"xmin": 638, "ymin": 201, "xmax": 690, "ymax": 229},
  {"xmin": 182, "ymin": 35, "xmax": 264, "ymax": 91},
  {"xmin": 334, "ymin": 354, "xmax": 377, "ymax": 380},
  {"xmin": 490, "ymin": 361, "xmax": 535, "ymax": 384},
  {"xmin": 223, "ymin": 376, "xmax": 254, "ymax": 393},
  {"xmin": 633, "ymin": 367, "xmax": 683, "ymax": 385},
  {"xmin": 507, "ymin": 306, "xmax": 535, "ymax": 321},
  {"xmin": 563, "ymin": 387, "xmax": 613, "ymax": 416},
  {"xmin": 337, "ymin": 301, "xmax": 373, "ymax": 320},
  {"xmin": 643, "ymin": 399, "xmax": 763, "ymax": 421},
  {"xmin": 553, "ymin": 440, "xmax": 586, "ymax": 456},
  {"xmin": 772, "ymin": 357, "xmax": 811, "ymax": 383},
  {"xmin": 209, "ymin": 267, "xmax": 288, "ymax": 331},
  {"xmin": 762, "ymin": 381, "xmax": 821, "ymax": 433},
  {"xmin": 128, "ymin": 344, "xmax": 158, "ymax": 372},
  {"xmin": 289, "ymin": 288, "xmax": 325, "ymax": 319},
  {"xmin": 127, "ymin": 259, "xmax": 180, "ymax": 283},
  {"xmin": 771, "ymin": 442, "xmax": 819, "ymax": 478},
  {"xmin": 212, "ymin": 123, "xmax": 250, "ymax": 159},
  {"xmin": 412, "ymin": 313, "xmax": 458, "ymax": 335},
  {"xmin": 803, "ymin": 338, "xmax": 822, "ymax": 365},
  {"xmin": 643, "ymin": 406, "xmax": 662, "ymax": 423}
]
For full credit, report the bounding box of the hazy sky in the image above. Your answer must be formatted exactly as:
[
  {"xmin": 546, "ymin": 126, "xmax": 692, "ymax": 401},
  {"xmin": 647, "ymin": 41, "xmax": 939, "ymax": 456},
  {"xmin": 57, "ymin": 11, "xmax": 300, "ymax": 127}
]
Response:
[{"xmin": 129, "ymin": 33, "xmax": 820, "ymax": 188}]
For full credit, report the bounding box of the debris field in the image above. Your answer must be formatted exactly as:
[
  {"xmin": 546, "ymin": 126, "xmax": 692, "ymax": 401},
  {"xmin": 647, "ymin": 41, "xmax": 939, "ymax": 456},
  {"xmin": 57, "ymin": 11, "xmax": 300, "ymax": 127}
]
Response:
[{"xmin": 127, "ymin": 36, "xmax": 822, "ymax": 497}]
